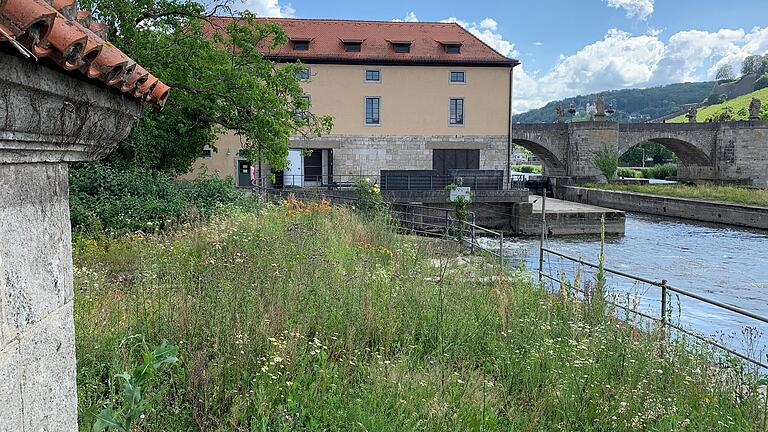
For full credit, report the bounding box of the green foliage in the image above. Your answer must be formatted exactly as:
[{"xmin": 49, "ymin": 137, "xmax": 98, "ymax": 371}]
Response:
[
  {"xmin": 715, "ymin": 64, "xmax": 735, "ymax": 81},
  {"xmin": 74, "ymin": 206, "xmax": 765, "ymax": 430},
  {"xmin": 670, "ymin": 88, "xmax": 768, "ymax": 123},
  {"xmin": 354, "ymin": 178, "xmax": 385, "ymax": 216},
  {"xmin": 78, "ymin": 0, "xmax": 333, "ymax": 174},
  {"xmin": 619, "ymin": 141, "xmax": 676, "ymax": 166},
  {"xmin": 510, "ymin": 164, "xmax": 542, "ymax": 174},
  {"xmin": 754, "ymin": 74, "xmax": 768, "ymax": 91},
  {"xmin": 592, "ymin": 145, "xmax": 620, "ymax": 181},
  {"xmin": 92, "ymin": 336, "xmax": 179, "ymax": 432},
  {"xmin": 616, "ymin": 167, "xmax": 642, "ymax": 178},
  {"xmin": 512, "ymin": 81, "xmax": 715, "ymax": 123},
  {"xmin": 447, "ymin": 181, "xmax": 471, "ymax": 241},
  {"xmin": 69, "ymin": 163, "xmax": 249, "ymax": 235},
  {"xmin": 639, "ymin": 163, "xmax": 678, "ymax": 180},
  {"xmin": 583, "ymin": 182, "xmax": 768, "ymax": 207},
  {"xmin": 706, "ymin": 93, "xmax": 728, "ymax": 105},
  {"xmin": 741, "ymin": 54, "xmax": 768, "ymax": 77}
]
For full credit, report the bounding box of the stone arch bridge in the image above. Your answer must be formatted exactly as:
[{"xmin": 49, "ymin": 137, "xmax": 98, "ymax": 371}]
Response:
[{"xmin": 512, "ymin": 121, "xmax": 768, "ymax": 185}]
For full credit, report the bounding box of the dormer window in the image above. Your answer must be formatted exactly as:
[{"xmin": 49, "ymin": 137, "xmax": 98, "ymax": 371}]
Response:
[
  {"xmin": 391, "ymin": 42, "xmax": 412, "ymax": 53},
  {"xmin": 342, "ymin": 39, "xmax": 363, "ymax": 52},
  {"xmin": 292, "ymin": 39, "xmax": 310, "ymax": 51},
  {"xmin": 442, "ymin": 42, "xmax": 462, "ymax": 54}
]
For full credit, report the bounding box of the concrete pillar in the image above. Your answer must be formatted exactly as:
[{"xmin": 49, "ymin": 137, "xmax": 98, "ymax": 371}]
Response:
[{"xmin": 0, "ymin": 52, "xmax": 141, "ymax": 431}]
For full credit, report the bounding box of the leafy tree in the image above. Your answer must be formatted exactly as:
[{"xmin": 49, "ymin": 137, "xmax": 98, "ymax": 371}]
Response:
[
  {"xmin": 715, "ymin": 64, "xmax": 735, "ymax": 81},
  {"xmin": 741, "ymin": 54, "xmax": 768, "ymax": 77},
  {"xmin": 79, "ymin": 0, "xmax": 333, "ymax": 174},
  {"xmin": 592, "ymin": 145, "xmax": 620, "ymax": 182},
  {"xmin": 754, "ymin": 74, "xmax": 768, "ymax": 91}
]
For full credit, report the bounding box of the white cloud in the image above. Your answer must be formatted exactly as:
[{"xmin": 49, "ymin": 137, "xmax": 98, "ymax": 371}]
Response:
[
  {"xmin": 392, "ymin": 11, "xmax": 419, "ymax": 22},
  {"xmin": 441, "ymin": 17, "xmax": 518, "ymax": 58},
  {"xmin": 513, "ymin": 26, "xmax": 768, "ymax": 113},
  {"xmin": 533, "ymin": 41, "xmax": 544, "ymax": 46},
  {"xmin": 605, "ymin": 0, "xmax": 654, "ymax": 20},
  {"xmin": 238, "ymin": 0, "xmax": 295, "ymax": 17}
]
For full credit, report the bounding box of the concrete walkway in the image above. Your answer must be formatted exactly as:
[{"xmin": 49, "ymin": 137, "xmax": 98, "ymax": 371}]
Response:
[{"xmin": 528, "ymin": 195, "xmax": 622, "ymax": 214}]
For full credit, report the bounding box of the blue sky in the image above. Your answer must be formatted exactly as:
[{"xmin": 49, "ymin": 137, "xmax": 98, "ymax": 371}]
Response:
[{"xmin": 239, "ymin": 0, "xmax": 768, "ymax": 112}]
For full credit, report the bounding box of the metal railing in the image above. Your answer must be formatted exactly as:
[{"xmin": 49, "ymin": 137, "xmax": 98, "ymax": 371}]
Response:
[
  {"xmin": 255, "ymin": 184, "xmax": 506, "ymax": 265},
  {"xmin": 259, "ymin": 182, "xmax": 768, "ymax": 373},
  {"xmin": 534, "ymin": 191, "xmax": 768, "ymax": 371},
  {"xmin": 265, "ymin": 172, "xmax": 515, "ymax": 191}
]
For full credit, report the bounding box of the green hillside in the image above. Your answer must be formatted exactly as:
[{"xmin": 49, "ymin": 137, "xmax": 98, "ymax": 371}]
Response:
[
  {"xmin": 669, "ymin": 87, "xmax": 768, "ymax": 123},
  {"xmin": 513, "ymin": 81, "xmax": 715, "ymax": 123}
]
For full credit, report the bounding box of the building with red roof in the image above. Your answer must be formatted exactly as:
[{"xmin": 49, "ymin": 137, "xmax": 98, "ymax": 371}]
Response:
[{"xmin": 188, "ymin": 18, "xmax": 519, "ymax": 190}]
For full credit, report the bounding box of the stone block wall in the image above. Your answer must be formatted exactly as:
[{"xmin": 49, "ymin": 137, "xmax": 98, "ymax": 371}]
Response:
[{"xmin": 294, "ymin": 134, "xmax": 509, "ymax": 180}]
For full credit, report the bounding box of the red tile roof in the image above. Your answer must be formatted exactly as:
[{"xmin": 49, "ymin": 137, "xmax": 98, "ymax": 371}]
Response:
[
  {"xmin": 0, "ymin": 0, "xmax": 169, "ymax": 110},
  {"xmin": 208, "ymin": 17, "xmax": 519, "ymax": 67}
]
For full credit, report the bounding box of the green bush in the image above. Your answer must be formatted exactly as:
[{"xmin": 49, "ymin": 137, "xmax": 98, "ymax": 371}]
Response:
[
  {"xmin": 69, "ymin": 163, "xmax": 250, "ymax": 235},
  {"xmin": 592, "ymin": 145, "xmax": 620, "ymax": 181},
  {"xmin": 510, "ymin": 164, "xmax": 542, "ymax": 174},
  {"xmin": 639, "ymin": 163, "xmax": 678, "ymax": 179},
  {"xmin": 616, "ymin": 167, "xmax": 642, "ymax": 178},
  {"xmin": 754, "ymin": 74, "xmax": 768, "ymax": 91}
]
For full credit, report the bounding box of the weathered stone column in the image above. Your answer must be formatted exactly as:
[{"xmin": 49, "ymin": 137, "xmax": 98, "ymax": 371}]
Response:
[{"xmin": 0, "ymin": 51, "xmax": 141, "ymax": 431}]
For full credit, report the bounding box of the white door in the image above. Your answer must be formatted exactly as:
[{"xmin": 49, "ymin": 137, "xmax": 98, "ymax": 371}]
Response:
[{"xmin": 285, "ymin": 149, "xmax": 303, "ymax": 187}]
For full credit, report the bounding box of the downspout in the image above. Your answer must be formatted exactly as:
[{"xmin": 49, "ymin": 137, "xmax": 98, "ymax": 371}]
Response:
[{"xmin": 506, "ymin": 62, "xmax": 518, "ymax": 189}]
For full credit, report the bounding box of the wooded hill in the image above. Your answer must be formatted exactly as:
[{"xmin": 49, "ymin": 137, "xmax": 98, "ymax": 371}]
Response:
[{"xmin": 513, "ymin": 81, "xmax": 715, "ymax": 123}]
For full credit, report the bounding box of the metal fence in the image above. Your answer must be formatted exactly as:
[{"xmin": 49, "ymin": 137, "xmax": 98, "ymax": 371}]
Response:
[
  {"xmin": 258, "ymin": 184, "xmax": 768, "ymax": 373},
  {"xmin": 255, "ymin": 185, "xmax": 506, "ymax": 262},
  {"xmin": 534, "ymin": 192, "xmax": 768, "ymax": 372},
  {"xmin": 267, "ymin": 172, "xmax": 521, "ymax": 191}
]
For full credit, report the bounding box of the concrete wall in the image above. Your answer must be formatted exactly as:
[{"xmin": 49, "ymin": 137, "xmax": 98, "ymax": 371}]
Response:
[
  {"xmin": 560, "ymin": 186, "xmax": 768, "ymax": 230},
  {"xmin": 1, "ymin": 51, "xmax": 141, "ymax": 431}
]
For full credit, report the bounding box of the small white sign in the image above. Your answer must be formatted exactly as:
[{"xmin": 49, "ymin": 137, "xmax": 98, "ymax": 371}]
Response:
[{"xmin": 450, "ymin": 187, "xmax": 471, "ymax": 202}]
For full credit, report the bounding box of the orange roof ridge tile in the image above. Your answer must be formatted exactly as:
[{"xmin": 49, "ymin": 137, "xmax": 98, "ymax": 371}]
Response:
[{"xmin": 0, "ymin": 0, "xmax": 169, "ymax": 110}]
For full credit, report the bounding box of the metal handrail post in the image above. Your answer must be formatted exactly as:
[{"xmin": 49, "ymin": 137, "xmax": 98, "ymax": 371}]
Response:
[
  {"xmin": 444, "ymin": 209, "xmax": 450, "ymax": 239},
  {"xmin": 538, "ymin": 190, "xmax": 547, "ymax": 283},
  {"xmin": 499, "ymin": 232, "xmax": 504, "ymax": 268},
  {"xmin": 660, "ymin": 279, "xmax": 668, "ymax": 341},
  {"xmin": 470, "ymin": 213, "xmax": 476, "ymax": 254}
]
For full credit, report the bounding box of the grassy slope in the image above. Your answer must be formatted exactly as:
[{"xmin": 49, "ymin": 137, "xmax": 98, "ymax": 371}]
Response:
[
  {"xmin": 583, "ymin": 183, "xmax": 768, "ymax": 207},
  {"xmin": 669, "ymin": 87, "xmax": 768, "ymax": 123},
  {"xmin": 74, "ymin": 204, "xmax": 763, "ymax": 431}
]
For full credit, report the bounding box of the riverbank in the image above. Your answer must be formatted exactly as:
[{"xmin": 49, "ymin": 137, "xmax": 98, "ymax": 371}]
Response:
[
  {"xmin": 73, "ymin": 202, "xmax": 764, "ymax": 430},
  {"xmin": 561, "ymin": 186, "xmax": 768, "ymax": 230},
  {"xmin": 581, "ymin": 182, "xmax": 768, "ymax": 207}
]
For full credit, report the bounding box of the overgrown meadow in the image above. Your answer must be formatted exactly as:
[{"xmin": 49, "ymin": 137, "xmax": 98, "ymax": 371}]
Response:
[{"xmin": 74, "ymin": 199, "xmax": 765, "ymax": 430}]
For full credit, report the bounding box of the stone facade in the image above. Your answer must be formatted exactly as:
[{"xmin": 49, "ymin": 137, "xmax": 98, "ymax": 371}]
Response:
[
  {"xmin": 291, "ymin": 134, "xmax": 510, "ymax": 178},
  {"xmin": 512, "ymin": 120, "xmax": 768, "ymax": 185},
  {"xmin": 1, "ymin": 51, "xmax": 142, "ymax": 431}
]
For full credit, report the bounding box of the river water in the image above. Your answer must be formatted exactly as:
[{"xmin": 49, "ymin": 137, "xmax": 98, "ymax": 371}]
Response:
[{"xmin": 499, "ymin": 213, "xmax": 768, "ymax": 359}]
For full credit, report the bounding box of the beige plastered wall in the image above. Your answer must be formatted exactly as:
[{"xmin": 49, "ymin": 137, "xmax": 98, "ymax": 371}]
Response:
[{"xmin": 182, "ymin": 63, "xmax": 512, "ymax": 181}]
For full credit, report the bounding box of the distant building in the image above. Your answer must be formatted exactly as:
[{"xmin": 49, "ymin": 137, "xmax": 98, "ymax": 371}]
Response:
[{"xmin": 183, "ymin": 18, "xmax": 520, "ymax": 188}]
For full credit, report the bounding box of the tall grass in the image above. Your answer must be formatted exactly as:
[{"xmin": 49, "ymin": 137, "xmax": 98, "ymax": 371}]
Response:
[
  {"xmin": 74, "ymin": 203, "xmax": 764, "ymax": 430},
  {"xmin": 583, "ymin": 182, "xmax": 768, "ymax": 207}
]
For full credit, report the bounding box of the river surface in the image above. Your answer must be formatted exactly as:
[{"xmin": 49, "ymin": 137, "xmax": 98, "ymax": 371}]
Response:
[{"xmin": 498, "ymin": 213, "xmax": 768, "ymax": 360}]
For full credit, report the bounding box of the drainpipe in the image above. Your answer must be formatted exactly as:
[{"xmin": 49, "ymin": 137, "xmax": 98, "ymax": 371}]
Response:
[{"xmin": 506, "ymin": 62, "xmax": 519, "ymax": 189}]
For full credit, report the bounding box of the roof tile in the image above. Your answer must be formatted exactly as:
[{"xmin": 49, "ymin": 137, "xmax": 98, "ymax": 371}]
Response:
[
  {"xmin": 208, "ymin": 18, "xmax": 518, "ymax": 66},
  {"xmin": 0, "ymin": 0, "xmax": 169, "ymax": 110}
]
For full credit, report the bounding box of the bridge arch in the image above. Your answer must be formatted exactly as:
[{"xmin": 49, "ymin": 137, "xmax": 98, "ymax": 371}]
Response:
[
  {"xmin": 512, "ymin": 139, "xmax": 567, "ymax": 176},
  {"xmin": 618, "ymin": 137, "xmax": 711, "ymax": 166}
]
